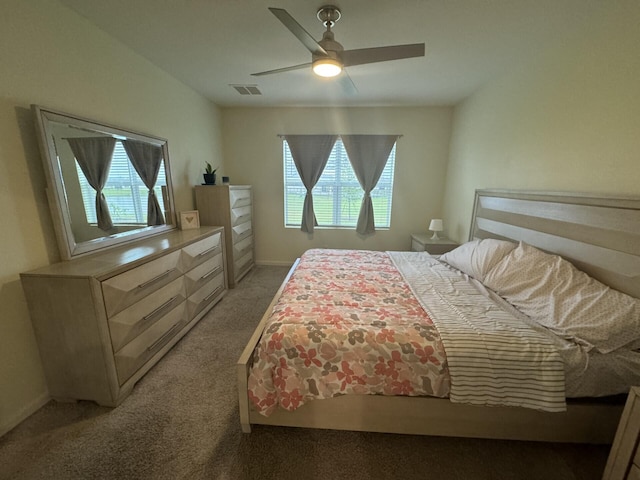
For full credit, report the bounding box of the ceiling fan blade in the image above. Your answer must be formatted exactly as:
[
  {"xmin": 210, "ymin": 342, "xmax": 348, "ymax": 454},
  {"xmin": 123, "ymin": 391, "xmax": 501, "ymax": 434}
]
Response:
[
  {"xmin": 338, "ymin": 70, "xmax": 358, "ymax": 96},
  {"xmin": 251, "ymin": 62, "xmax": 311, "ymax": 77},
  {"xmin": 342, "ymin": 43, "xmax": 425, "ymax": 67},
  {"xmin": 268, "ymin": 8, "xmax": 328, "ymax": 57}
]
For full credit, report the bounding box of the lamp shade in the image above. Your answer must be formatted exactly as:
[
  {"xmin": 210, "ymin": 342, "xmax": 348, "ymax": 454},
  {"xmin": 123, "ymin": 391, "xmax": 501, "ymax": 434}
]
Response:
[{"xmin": 429, "ymin": 219, "xmax": 443, "ymax": 232}]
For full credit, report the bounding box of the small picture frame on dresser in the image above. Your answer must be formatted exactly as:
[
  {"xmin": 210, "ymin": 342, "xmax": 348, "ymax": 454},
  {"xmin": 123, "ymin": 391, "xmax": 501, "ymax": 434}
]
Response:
[{"xmin": 180, "ymin": 210, "xmax": 200, "ymax": 230}]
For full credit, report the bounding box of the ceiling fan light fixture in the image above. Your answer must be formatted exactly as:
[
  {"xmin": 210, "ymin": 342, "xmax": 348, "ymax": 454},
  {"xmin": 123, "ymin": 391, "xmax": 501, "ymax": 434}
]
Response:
[{"xmin": 312, "ymin": 57, "xmax": 342, "ymax": 77}]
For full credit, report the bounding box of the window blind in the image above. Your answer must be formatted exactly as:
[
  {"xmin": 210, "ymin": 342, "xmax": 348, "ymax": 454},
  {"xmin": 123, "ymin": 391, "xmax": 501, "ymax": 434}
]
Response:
[
  {"xmin": 77, "ymin": 141, "xmax": 166, "ymax": 225},
  {"xmin": 283, "ymin": 138, "xmax": 396, "ymax": 228}
]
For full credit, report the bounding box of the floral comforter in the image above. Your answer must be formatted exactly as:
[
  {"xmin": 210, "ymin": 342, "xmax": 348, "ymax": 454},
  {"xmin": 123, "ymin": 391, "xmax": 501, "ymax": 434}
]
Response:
[{"xmin": 247, "ymin": 249, "xmax": 450, "ymax": 416}]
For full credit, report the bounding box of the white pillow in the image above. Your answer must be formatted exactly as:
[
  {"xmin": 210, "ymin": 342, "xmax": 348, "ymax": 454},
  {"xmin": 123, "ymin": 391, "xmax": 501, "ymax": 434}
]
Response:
[
  {"xmin": 483, "ymin": 242, "xmax": 640, "ymax": 354},
  {"xmin": 439, "ymin": 238, "xmax": 517, "ymax": 282}
]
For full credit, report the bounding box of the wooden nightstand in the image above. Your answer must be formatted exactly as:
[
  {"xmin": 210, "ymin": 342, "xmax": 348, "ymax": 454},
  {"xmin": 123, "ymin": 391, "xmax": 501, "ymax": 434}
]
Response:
[
  {"xmin": 410, "ymin": 233, "xmax": 458, "ymax": 255},
  {"xmin": 603, "ymin": 387, "xmax": 640, "ymax": 480}
]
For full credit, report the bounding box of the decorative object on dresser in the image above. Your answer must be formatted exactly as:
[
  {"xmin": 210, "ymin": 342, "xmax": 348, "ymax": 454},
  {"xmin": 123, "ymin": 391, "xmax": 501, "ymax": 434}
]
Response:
[
  {"xmin": 603, "ymin": 386, "xmax": 640, "ymax": 479},
  {"xmin": 20, "ymin": 227, "xmax": 227, "ymax": 407},
  {"xmin": 410, "ymin": 232, "xmax": 458, "ymax": 254},
  {"xmin": 203, "ymin": 162, "xmax": 217, "ymax": 185},
  {"xmin": 428, "ymin": 218, "xmax": 444, "ymax": 239},
  {"xmin": 180, "ymin": 210, "xmax": 200, "ymax": 230},
  {"xmin": 195, "ymin": 185, "xmax": 254, "ymax": 288}
]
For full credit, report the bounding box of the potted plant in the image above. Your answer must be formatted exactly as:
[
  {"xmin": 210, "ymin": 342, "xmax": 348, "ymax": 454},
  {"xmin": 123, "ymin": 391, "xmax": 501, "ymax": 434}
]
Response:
[{"xmin": 203, "ymin": 162, "xmax": 217, "ymax": 185}]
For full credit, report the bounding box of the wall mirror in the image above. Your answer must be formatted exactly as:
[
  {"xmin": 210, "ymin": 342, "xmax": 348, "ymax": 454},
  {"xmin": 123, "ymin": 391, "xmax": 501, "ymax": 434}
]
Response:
[{"xmin": 32, "ymin": 105, "xmax": 177, "ymax": 260}]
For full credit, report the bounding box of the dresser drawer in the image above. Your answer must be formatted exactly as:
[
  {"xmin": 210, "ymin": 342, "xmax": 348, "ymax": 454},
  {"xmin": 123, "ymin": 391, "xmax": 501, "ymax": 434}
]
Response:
[
  {"xmin": 187, "ymin": 274, "xmax": 225, "ymax": 320},
  {"xmin": 114, "ymin": 300, "xmax": 188, "ymax": 384},
  {"xmin": 231, "ymin": 205, "xmax": 252, "ymax": 227},
  {"xmin": 229, "ymin": 188, "xmax": 251, "ymax": 209},
  {"xmin": 233, "ymin": 235, "xmax": 253, "ymax": 261},
  {"xmin": 184, "ymin": 254, "xmax": 224, "ymax": 296},
  {"xmin": 235, "ymin": 249, "xmax": 253, "ymax": 277},
  {"xmin": 232, "ymin": 221, "xmax": 252, "ymax": 244},
  {"xmin": 181, "ymin": 232, "xmax": 222, "ymax": 271},
  {"xmin": 108, "ymin": 276, "xmax": 186, "ymax": 352},
  {"xmin": 102, "ymin": 250, "xmax": 183, "ymax": 318}
]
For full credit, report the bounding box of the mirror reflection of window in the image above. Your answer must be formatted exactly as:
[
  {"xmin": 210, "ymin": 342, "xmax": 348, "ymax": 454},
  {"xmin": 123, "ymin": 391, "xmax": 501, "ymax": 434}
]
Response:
[
  {"xmin": 74, "ymin": 141, "xmax": 166, "ymax": 225},
  {"xmin": 33, "ymin": 105, "xmax": 177, "ymax": 259}
]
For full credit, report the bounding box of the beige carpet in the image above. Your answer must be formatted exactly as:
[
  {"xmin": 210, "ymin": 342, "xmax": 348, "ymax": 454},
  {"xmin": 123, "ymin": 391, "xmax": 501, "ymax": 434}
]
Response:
[{"xmin": 0, "ymin": 266, "xmax": 611, "ymax": 480}]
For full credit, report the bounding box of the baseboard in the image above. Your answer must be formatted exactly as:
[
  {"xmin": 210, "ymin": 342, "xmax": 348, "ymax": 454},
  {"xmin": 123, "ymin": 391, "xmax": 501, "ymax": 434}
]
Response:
[
  {"xmin": 0, "ymin": 391, "xmax": 50, "ymax": 438},
  {"xmin": 255, "ymin": 260, "xmax": 295, "ymax": 267}
]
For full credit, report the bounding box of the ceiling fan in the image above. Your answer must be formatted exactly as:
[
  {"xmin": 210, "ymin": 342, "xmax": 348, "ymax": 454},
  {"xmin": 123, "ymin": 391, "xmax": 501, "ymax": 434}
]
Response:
[{"xmin": 251, "ymin": 5, "xmax": 425, "ymax": 94}]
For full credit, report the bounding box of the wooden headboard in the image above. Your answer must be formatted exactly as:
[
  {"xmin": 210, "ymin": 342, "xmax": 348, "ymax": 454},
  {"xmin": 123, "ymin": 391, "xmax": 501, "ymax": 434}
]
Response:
[{"xmin": 470, "ymin": 189, "xmax": 640, "ymax": 299}]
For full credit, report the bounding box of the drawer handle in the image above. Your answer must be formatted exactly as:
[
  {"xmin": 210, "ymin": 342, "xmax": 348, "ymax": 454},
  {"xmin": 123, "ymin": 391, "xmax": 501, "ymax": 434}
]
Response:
[
  {"xmin": 236, "ymin": 245, "xmax": 252, "ymax": 258},
  {"xmin": 146, "ymin": 321, "xmax": 182, "ymax": 352},
  {"xmin": 197, "ymin": 245, "xmax": 219, "ymax": 257},
  {"xmin": 201, "ymin": 265, "xmax": 222, "ymax": 280},
  {"xmin": 236, "ymin": 214, "xmax": 250, "ymax": 223},
  {"xmin": 204, "ymin": 285, "xmax": 223, "ymax": 303},
  {"xmin": 137, "ymin": 268, "xmax": 175, "ymax": 290},
  {"xmin": 142, "ymin": 295, "xmax": 180, "ymax": 323}
]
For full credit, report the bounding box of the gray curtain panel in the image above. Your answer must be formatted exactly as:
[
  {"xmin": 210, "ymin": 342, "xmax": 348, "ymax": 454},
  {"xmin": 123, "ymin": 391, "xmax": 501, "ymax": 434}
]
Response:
[
  {"xmin": 67, "ymin": 137, "xmax": 116, "ymax": 231},
  {"xmin": 121, "ymin": 140, "xmax": 165, "ymax": 226},
  {"xmin": 285, "ymin": 135, "xmax": 338, "ymax": 233},
  {"xmin": 342, "ymin": 135, "xmax": 398, "ymax": 235}
]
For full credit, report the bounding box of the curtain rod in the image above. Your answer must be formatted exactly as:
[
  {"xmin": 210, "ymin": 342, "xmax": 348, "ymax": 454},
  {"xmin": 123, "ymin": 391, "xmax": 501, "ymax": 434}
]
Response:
[
  {"xmin": 276, "ymin": 134, "xmax": 403, "ymax": 138},
  {"xmin": 60, "ymin": 136, "xmax": 131, "ymax": 140},
  {"xmin": 61, "ymin": 137, "xmax": 111, "ymax": 140}
]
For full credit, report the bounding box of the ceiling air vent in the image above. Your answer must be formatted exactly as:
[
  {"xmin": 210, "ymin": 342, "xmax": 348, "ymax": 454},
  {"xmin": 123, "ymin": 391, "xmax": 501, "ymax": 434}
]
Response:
[{"xmin": 230, "ymin": 84, "xmax": 262, "ymax": 95}]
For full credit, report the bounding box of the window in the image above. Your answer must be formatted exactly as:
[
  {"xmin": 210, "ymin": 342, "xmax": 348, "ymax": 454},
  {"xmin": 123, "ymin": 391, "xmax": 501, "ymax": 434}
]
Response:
[
  {"xmin": 283, "ymin": 138, "xmax": 396, "ymax": 228},
  {"xmin": 76, "ymin": 141, "xmax": 166, "ymax": 224}
]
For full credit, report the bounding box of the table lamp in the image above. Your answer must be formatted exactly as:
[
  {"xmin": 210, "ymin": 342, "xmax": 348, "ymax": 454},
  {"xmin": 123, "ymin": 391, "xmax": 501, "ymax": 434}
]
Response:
[{"xmin": 429, "ymin": 219, "xmax": 444, "ymax": 240}]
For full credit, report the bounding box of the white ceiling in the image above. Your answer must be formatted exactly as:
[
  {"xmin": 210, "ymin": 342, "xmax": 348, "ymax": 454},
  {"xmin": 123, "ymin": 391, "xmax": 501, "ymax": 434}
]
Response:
[{"xmin": 57, "ymin": 0, "xmax": 603, "ymax": 107}]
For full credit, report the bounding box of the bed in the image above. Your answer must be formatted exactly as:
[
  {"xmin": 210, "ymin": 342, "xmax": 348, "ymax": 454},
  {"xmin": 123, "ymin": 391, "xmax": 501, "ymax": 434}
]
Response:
[{"xmin": 237, "ymin": 189, "xmax": 640, "ymax": 443}]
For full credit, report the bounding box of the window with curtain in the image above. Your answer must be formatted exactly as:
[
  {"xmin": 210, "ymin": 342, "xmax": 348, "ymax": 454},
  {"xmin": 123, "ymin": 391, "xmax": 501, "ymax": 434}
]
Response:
[
  {"xmin": 76, "ymin": 141, "xmax": 166, "ymax": 224},
  {"xmin": 283, "ymin": 138, "xmax": 396, "ymax": 228}
]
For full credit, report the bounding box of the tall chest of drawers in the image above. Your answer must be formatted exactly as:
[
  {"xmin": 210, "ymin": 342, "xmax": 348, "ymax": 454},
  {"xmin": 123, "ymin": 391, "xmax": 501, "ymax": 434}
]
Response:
[
  {"xmin": 20, "ymin": 227, "xmax": 226, "ymax": 407},
  {"xmin": 195, "ymin": 185, "xmax": 254, "ymax": 288}
]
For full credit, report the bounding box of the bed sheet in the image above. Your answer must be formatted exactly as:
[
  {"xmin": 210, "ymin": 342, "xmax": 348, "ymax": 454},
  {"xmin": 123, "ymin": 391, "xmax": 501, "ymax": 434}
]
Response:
[
  {"xmin": 391, "ymin": 251, "xmax": 566, "ymax": 412},
  {"xmin": 248, "ymin": 248, "xmax": 568, "ymax": 416}
]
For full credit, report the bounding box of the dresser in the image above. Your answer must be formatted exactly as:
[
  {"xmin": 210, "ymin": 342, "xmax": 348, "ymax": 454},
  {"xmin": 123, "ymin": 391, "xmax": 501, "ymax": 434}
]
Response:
[
  {"xmin": 20, "ymin": 227, "xmax": 226, "ymax": 407},
  {"xmin": 604, "ymin": 387, "xmax": 640, "ymax": 480},
  {"xmin": 195, "ymin": 185, "xmax": 254, "ymax": 288},
  {"xmin": 410, "ymin": 233, "xmax": 459, "ymax": 255}
]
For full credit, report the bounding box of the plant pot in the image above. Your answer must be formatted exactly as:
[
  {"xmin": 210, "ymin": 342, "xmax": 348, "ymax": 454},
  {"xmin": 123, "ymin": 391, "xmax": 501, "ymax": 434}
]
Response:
[{"xmin": 203, "ymin": 173, "xmax": 216, "ymax": 185}]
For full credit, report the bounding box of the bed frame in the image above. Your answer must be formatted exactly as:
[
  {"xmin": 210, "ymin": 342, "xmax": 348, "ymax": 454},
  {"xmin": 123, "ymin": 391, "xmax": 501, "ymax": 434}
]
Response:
[{"xmin": 237, "ymin": 189, "xmax": 640, "ymax": 443}]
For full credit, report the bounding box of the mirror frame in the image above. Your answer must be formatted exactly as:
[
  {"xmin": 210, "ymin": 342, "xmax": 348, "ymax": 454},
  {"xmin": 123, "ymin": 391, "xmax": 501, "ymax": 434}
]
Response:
[{"xmin": 32, "ymin": 105, "xmax": 177, "ymax": 260}]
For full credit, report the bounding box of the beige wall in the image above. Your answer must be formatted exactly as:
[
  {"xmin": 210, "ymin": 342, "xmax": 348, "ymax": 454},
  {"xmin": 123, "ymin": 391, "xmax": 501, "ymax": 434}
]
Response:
[
  {"xmin": 221, "ymin": 107, "xmax": 453, "ymax": 264},
  {"xmin": 442, "ymin": 2, "xmax": 640, "ymax": 242},
  {"xmin": 7, "ymin": 0, "xmax": 638, "ymax": 437},
  {"xmin": 0, "ymin": 0, "xmax": 223, "ymax": 434}
]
